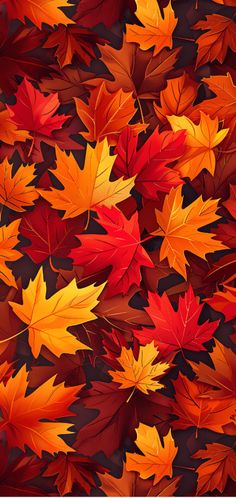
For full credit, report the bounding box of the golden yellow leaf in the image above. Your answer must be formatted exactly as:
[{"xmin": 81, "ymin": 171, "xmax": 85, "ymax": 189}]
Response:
[
  {"xmin": 0, "ymin": 109, "xmax": 30, "ymax": 145},
  {"xmin": 0, "ymin": 159, "xmax": 38, "ymax": 212},
  {"xmin": 153, "ymin": 185, "xmax": 227, "ymax": 279},
  {"xmin": 167, "ymin": 112, "xmax": 228, "ymax": 179},
  {"xmin": 0, "ymin": 220, "xmax": 21, "ymax": 288},
  {"xmin": 109, "ymin": 341, "xmax": 169, "ymax": 394},
  {"xmin": 39, "ymin": 139, "xmax": 135, "ymax": 219},
  {"xmin": 126, "ymin": 0, "xmax": 177, "ymax": 56},
  {"xmin": 9, "ymin": 267, "xmax": 106, "ymax": 358},
  {"xmin": 126, "ymin": 424, "xmax": 177, "ymax": 484}
]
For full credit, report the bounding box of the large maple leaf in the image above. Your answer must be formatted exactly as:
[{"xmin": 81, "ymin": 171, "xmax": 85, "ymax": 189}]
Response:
[
  {"xmin": 167, "ymin": 112, "xmax": 228, "ymax": 179},
  {"xmin": 70, "ymin": 206, "xmax": 154, "ymax": 297},
  {"xmin": 194, "ymin": 443, "xmax": 236, "ymax": 495},
  {"xmin": 0, "ymin": 159, "xmax": 38, "ymax": 212},
  {"xmin": 114, "ymin": 126, "xmax": 185, "ymax": 200},
  {"xmin": 153, "ymin": 185, "xmax": 227, "ymax": 279},
  {"xmin": 38, "ymin": 140, "xmax": 135, "ymax": 219},
  {"xmin": 0, "ymin": 220, "xmax": 21, "ymax": 288},
  {"xmin": 126, "ymin": 424, "xmax": 177, "ymax": 485},
  {"xmin": 0, "ymin": 365, "xmax": 79, "ymax": 456},
  {"xmin": 20, "ymin": 199, "xmax": 83, "ymax": 264},
  {"xmin": 4, "ymin": 0, "xmax": 73, "ymax": 28},
  {"xmin": 9, "ymin": 267, "xmax": 105, "ymax": 357},
  {"xmin": 154, "ymin": 73, "xmax": 198, "ymax": 123},
  {"xmin": 126, "ymin": 0, "xmax": 177, "ymax": 56},
  {"xmin": 109, "ymin": 342, "xmax": 169, "ymax": 394},
  {"xmin": 194, "ymin": 14, "xmax": 236, "ymax": 68},
  {"xmin": 133, "ymin": 286, "xmax": 219, "ymax": 358}
]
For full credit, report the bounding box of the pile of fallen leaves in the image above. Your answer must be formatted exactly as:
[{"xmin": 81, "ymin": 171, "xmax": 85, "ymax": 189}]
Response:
[{"xmin": 0, "ymin": 0, "xmax": 236, "ymax": 496}]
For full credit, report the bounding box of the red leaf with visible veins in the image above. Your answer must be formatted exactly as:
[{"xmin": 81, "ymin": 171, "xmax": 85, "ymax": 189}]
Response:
[
  {"xmin": 20, "ymin": 199, "xmax": 83, "ymax": 264},
  {"xmin": 133, "ymin": 286, "xmax": 219, "ymax": 359},
  {"xmin": 114, "ymin": 126, "xmax": 185, "ymax": 200},
  {"xmin": 69, "ymin": 206, "xmax": 153, "ymax": 297}
]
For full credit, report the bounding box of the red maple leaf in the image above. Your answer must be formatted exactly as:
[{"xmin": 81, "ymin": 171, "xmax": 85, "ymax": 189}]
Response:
[
  {"xmin": 114, "ymin": 126, "xmax": 185, "ymax": 200},
  {"xmin": 74, "ymin": 0, "xmax": 136, "ymax": 28},
  {"xmin": 133, "ymin": 286, "xmax": 219, "ymax": 359},
  {"xmin": 69, "ymin": 206, "xmax": 154, "ymax": 297}
]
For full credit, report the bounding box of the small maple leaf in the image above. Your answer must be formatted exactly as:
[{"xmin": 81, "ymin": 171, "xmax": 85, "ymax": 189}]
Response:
[
  {"xmin": 126, "ymin": 423, "xmax": 177, "ymax": 484},
  {"xmin": 4, "ymin": 0, "xmax": 73, "ymax": 28},
  {"xmin": 9, "ymin": 267, "xmax": 106, "ymax": 358},
  {"xmin": 133, "ymin": 286, "xmax": 219, "ymax": 358},
  {"xmin": 0, "ymin": 365, "xmax": 79, "ymax": 456},
  {"xmin": 194, "ymin": 443, "xmax": 236, "ymax": 495},
  {"xmin": 70, "ymin": 206, "xmax": 153, "ymax": 297},
  {"xmin": 109, "ymin": 342, "xmax": 169, "ymax": 394},
  {"xmin": 167, "ymin": 112, "xmax": 228, "ymax": 179},
  {"xmin": 152, "ymin": 185, "xmax": 227, "ymax": 279},
  {"xmin": 0, "ymin": 220, "xmax": 21, "ymax": 288},
  {"xmin": 194, "ymin": 14, "xmax": 236, "ymax": 68},
  {"xmin": 126, "ymin": 0, "xmax": 177, "ymax": 56},
  {"xmin": 38, "ymin": 140, "xmax": 135, "ymax": 218},
  {"xmin": 0, "ymin": 159, "xmax": 38, "ymax": 212},
  {"xmin": 0, "ymin": 109, "xmax": 30, "ymax": 146},
  {"xmin": 75, "ymin": 81, "xmax": 146, "ymax": 145},
  {"xmin": 154, "ymin": 73, "xmax": 198, "ymax": 123}
]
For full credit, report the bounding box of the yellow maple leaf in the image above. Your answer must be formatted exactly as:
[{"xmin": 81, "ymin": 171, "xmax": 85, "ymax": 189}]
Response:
[
  {"xmin": 126, "ymin": 0, "xmax": 177, "ymax": 56},
  {"xmin": 39, "ymin": 139, "xmax": 135, "ymax": 219},
  {"xmin": 126, "ymin": 423, "xmax": 177, "ymax": 484},
  {"xmin": 153, "ymin": 185, "xmax": 227, "ymax": 279},
  {"xmin": 9, "ymin": 267, "xmax": 106, "ymax": 358},
  {"xmin": 0, "ymin": 220, "xmax": 21, "ymax": 288},
  {"xmin": 0, "ymin": 159, "xmax": 38, "ymax": 212},
  {"xmin": 109, "ymin": 341, "xmax": 169, "ymax": 394},
  {"xmin": 167, "ymin": 112, "xmax": 228, "ymax": 179},
  {"xmin": 0, "ymin": 109, "xmax": 30, "ymax": 145}
]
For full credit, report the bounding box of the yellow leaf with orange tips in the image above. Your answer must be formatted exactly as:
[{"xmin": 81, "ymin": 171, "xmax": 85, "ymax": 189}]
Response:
[
  {"xmin": 0, "ymin": 109, "xmax": 30, "ymax": 145},
  {"xmin": 153, "ymin": 185, "xmax": 227, "ymax": 279},
  {"xmin": 126, "ymin": 0, "xmax": 177, "ymax": 56},
  {"xmin": 75, "ymin": 81, "xmax": 146, "ymax": 145},
  {"xmin": 0, "ymin": 220, "xmax": 21, "ymax": 288},
  {"xmin": 109, "ymin": 341, "xmax": 169, "ymax": 394},
  {"xmin": 39, "ymin": 139, "xmax": 135, "ymax": 219},
  {"xmin": 9, "ymin": 267, "xmax": 106, "ymax": 358},
  {"xmin": 167, "ymin": 112, "xmax": 228, "ymax": 180},
  {"xmin": 126, "ymin": 423, "xmax": 177, "ymax": 484},
  {"xmin": 0, "ymin": 159, "xmax": 38, "ymax": 212}
]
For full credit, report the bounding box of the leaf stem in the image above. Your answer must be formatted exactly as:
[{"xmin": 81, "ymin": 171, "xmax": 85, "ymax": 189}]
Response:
[
  {"xmin": 0, "ymin": 325, "xmax": 29, "ymax": 344},
  {"xmin": 84, "ymin": 210, "xmax": 91, "ymax": 231},
  {"xmin": 136, "ymin": 97, "xmax": 146, "ymax": 131},
  {"xmin": 49, "ymin": 256, "xmax": 59, "ymax": 273},
  {"xmin": 126, "ymin": 386, "xmax": 136, "ymax": 403}
]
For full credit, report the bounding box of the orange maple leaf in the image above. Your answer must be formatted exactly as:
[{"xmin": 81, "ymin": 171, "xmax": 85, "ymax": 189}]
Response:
[
  {"xmin": 194, "ymin": 443, "xmax": 236, "ymax": 495},
  {"xmin": 0, "ymin": 159, "xmax": 38, "ymax": 212},
  {"xmin": 154, "ymin": 73, "xmax": 198, "ymax": 123},
  {"xmin": 4, "ymin": 0, "xmax": 73, "ymax": 28},
  {"xmin": 194, "ymin": 14, "xmax": 236, "ymax": 68}
]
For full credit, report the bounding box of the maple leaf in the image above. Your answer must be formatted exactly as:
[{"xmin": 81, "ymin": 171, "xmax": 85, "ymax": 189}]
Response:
[
  {"xmin": 74, "ymin": 0, "xmax": 136, "ymax": 28},
  {"xmin": 114, "ymin": 126, "xmax": 185, "ymax": 200},
  {"xmin": 0, "ymin": 21, "xmax": 49, "ymax": 95},
  {"xmin": 205, "ymin": 284, "xmax": 236, "ymax": 321},
  {"xmin": 4, "ymin": 0, "xmax": 73, "ymax": 28},
  {"xmin": 126, "ymin": 424, "xmax": 177, "ymax": 485},
  {"xmin": 126, "ymin": 0, "xmax": 177, "ymax": 56},
  {"xmin": 75, "ymin": 82, "xmax": 145, "ymax": 145},
  {"xmin": 9, "ymin": 267, "xmax": 105, "ymax": 358},
  {"xmin": 0, "ymin": 365, "xmax": 79, "ymax": 456},
  {"xmin": 191, "ymin": 339, "xmax": 236, "ymax": 400},
  {"xmin": 171, "ymin": 374, "xmax": 236, "ymax": 434},
  {"xmin": 0, "ymin": 220, "xmax": 21, "ymax": 288},
  {"xmin": 97, "ymin": 35, "xmax": 181, "ymax": 99},
  {"xmin": 194, "ymin": 443, "xmax": 236, "ymax": 495},
  {"xmin": 167, "ymin": 112, "xmax": 228, "ymax": 179},
  {"xmin": 223, "ymin": 184, "xmax": 236, "ymax": 219},
  {"xmin": 154, "ymin": 73, "xmax": 198, "ymax": 123},
  {"xmin": 75, "ymin": 380, "xmax": 171, "ymax": 457},
  {"xmin": 39, "ymin": 140, "xmax": 135, "ymax": 218},
  {"xmin": 194, "ymin": 14, "xmax": 236, "ymax": 68},
  {"xmin": 152, "ymin": 185, "xmax": 227, "ymax": 279},
  {"xmin": 98, "ymin": 464, "xmax": 181, "ymax": 497},
  {"xmin": 109, "ymin": 342, "xmax": 169, "ymax": 394},
  {"xmin": 44, "ymin": 25, "xmax": 106, "ymax": 67},
  {"xmin": 0, "ymin": 108, "xmax": 30, "ymax": 146},
  {"xmin": 20, "ymin": 199, "xmax": 83, "ymax": 264},
  {"xmin": 0, "ymin": 159, "xmax": 38, "ymax": 212},
  {"xmin": 133, "ymin": 286, "xmax": 219, "ymax": 359},
  {"xmin": 70, "ymin": 206, "xmax": 153, "ymax": 297},
  {"xmin": 0, "ymin": 446, "xmax": 44, "ymax": 496}
]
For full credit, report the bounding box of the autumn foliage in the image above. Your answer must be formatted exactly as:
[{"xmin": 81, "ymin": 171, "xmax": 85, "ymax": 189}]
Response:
[{"xmin": 0, "ymin": 0, "xmax": 236, "ymax": 496}]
